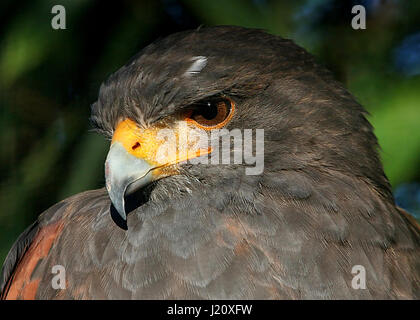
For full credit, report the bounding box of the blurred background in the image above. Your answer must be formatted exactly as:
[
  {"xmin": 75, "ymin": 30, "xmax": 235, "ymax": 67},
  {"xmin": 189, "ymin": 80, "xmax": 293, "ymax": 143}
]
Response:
[{"xmin": 0, "ymin": 0, "xmax": 419, "ymax": 263}]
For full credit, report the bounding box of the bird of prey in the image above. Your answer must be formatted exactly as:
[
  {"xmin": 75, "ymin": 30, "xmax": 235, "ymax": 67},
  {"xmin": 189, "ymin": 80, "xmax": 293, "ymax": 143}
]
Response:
[{"xmin": 1, "ymin": 26, "xmax": 419, "ymax": 300}]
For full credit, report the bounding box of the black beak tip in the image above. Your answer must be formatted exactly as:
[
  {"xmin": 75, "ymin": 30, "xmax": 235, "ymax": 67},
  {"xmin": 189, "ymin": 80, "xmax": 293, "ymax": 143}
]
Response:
[{"xmin": 110, "ymin": 204, "xmax": 128, "ymax": 230}]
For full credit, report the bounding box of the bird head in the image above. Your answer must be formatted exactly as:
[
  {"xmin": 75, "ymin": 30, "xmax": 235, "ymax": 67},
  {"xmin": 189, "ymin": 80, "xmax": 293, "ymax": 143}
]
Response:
[{"xmin": 91, "ymin": 26, "xmax": 391, "ymax": 223}]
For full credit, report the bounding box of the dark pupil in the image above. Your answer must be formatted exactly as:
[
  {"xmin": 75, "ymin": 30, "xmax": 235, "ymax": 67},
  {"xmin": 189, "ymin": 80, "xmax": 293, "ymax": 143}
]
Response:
[{"xmin": 195, "ymin": 102, "xmax": 218, "ymax": 120}]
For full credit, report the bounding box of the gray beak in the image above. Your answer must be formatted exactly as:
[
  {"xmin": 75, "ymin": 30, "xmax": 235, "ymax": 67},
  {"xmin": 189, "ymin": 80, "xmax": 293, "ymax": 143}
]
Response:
[{"xmin": 105, "ymin": 142, "xmax": 153, "ymax": 221}]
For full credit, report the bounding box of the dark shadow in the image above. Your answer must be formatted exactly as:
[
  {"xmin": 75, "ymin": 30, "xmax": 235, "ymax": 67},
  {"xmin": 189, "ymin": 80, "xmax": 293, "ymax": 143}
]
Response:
[
  {"xmin": 110, "ymin": 183, "xmax": 155, "ymax": 230},
  {"xmin": 110, "ymin": 205, "xmax": 128, "ymax": 230}
]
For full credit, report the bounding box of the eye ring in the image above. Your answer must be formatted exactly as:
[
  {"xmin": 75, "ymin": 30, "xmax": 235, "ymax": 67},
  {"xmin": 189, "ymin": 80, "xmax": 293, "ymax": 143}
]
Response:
[{"xmin": 184, "ymin": 97, "xmax": 235, "ymax": 130}]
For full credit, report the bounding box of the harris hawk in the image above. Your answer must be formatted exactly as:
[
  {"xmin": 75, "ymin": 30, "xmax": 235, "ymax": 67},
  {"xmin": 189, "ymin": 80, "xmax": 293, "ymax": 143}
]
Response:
[{"xmin": 1, "ymin": 26, "xmax": 419, "ymax": 300}]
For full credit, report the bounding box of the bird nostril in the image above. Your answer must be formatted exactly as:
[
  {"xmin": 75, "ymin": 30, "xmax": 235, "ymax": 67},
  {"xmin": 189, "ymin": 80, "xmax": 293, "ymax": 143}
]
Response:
[{"xmin": 132, "ymin": 142, "xmax": 141, "ymax": 150}]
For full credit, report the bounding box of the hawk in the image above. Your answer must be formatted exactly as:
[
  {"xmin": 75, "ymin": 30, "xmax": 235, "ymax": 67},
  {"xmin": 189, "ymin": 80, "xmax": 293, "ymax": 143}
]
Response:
[{"xmin": 1, "ymin": 26, "xmax": 419, "ymax": 299}]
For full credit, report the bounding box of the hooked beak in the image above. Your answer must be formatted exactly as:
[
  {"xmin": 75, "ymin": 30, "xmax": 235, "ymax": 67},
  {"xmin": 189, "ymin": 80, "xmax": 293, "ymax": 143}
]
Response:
[
  {"xmin": 105, "ymin": 142, "xmax": 153, "ymax": 221},
  {"xmin": 104, "ymin": 118, "xmax": 211, "ymax": 222}
]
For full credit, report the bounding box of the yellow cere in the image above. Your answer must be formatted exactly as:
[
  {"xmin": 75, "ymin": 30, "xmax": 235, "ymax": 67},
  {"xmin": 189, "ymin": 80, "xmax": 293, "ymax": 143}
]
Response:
[{"xmin": 111, "ymin": 118, "xmax": 212, "ymax": 176}]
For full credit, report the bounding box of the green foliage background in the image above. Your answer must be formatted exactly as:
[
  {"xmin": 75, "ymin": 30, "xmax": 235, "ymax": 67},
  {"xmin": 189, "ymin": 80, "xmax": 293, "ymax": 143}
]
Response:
[{"xmin": 1, "ymin": 0, "xmax": 419, "ymax": 264}]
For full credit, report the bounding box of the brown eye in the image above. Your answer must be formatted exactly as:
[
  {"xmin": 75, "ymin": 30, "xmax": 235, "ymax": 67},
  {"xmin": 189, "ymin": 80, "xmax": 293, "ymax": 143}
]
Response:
[{"xmin": 185, "ymin": 97, "xmax": 235, "ymax": 130}]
